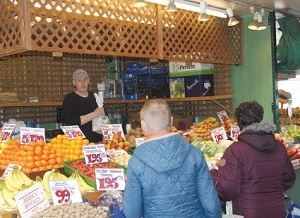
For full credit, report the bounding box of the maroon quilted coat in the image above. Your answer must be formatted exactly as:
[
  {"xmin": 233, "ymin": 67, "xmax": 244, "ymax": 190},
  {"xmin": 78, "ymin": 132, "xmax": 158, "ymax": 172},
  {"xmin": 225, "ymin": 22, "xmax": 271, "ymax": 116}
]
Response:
[{"xmin": 210, "ymin": 123, "xmax": 296, "ymax": 218}]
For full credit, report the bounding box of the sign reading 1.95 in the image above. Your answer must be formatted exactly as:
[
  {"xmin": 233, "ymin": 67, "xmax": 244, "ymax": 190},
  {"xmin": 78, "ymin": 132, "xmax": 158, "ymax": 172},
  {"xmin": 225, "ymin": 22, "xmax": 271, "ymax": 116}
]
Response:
[
  {"xmin": 0, "ymin": 123, "xmax": 16, "ymax": 143},
  {"xmin": 83, "ymin": 144, "xmax": 108, "ymax": 165},
  {"xmin": 20, "ymin": 127, "xmax": 45, "ymax": 144},
  {"xmin": 95, "ymin": 168, "xmax": 125, "ymax": 191},
  {"xmin": 60, "ymin": 125, "xmax": 86, "ymax": 140}
]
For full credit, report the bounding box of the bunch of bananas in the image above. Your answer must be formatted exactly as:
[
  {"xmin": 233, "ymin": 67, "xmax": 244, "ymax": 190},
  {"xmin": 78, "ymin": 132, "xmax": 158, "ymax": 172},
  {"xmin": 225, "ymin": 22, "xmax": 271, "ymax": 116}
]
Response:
[
  {"xmin": 69, "ymin": 172, "xmax": 95, "ymax": 195},
  {"xmin": 0, "ymin": 166, "xmax": 34, "ymax": 210}
]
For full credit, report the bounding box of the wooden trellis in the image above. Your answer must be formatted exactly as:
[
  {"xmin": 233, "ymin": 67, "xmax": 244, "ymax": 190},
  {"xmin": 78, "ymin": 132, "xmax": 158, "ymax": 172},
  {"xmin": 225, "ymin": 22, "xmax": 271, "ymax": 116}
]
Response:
[{"xmin": 0, "ymin": 0, "xmax": 242, "ymax": 65}]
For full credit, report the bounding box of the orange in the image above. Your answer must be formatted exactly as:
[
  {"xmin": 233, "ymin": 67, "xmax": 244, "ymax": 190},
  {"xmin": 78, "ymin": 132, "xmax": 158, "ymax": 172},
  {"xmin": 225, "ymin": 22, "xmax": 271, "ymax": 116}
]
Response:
[
  {"xmin": 56, "ymin": 157, "xmax": 63, "ymax": 165},
  {"xmin": 49, "ymin": 154, "xmax": 57, "ymax": 160},
  {"xmin": 34, "ymin": 161, "xmax": 41, "ymax": 168},
  {"xmin": 41, "ymin": 154, "xmax": 49, "ymax": 161},
  {"xmin": 40, "ymin": 160, "xmax": 48, "ymax": 167},
  {"xmin": 25, "ymin": 162, "xmax": 35, "ymax": 170},
  {"xmin": 48, "ymin": 159, "xmax": 56, "ymax": 165}
]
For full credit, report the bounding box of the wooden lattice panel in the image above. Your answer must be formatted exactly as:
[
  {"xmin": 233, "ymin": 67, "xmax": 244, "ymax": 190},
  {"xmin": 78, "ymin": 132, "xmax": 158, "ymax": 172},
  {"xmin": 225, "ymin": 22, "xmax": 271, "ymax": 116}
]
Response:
[
  {"xmin": 162, "ymin": 11, "xmax": 242, "ymax": 64},
  {"xmin": 28, "ymin": 0, "xmax": 159, "ymax": 58},
  {"xmin": 0, "ymin": 0, "xmax": 27, "ymax": 56}
]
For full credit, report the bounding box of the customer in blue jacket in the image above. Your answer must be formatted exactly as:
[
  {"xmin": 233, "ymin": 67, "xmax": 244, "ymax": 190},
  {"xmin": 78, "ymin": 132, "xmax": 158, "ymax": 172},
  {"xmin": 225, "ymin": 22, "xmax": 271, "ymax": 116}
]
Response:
[{"xmin": 122, "ymin": 99, "xmax": 222, "ymax": 218}]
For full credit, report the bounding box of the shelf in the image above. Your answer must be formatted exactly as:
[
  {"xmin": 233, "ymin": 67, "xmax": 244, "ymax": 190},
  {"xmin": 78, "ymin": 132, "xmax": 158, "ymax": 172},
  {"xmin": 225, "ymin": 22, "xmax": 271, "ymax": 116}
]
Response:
[{"xmin": 0, "ymin": 95, "xmax": 233, "ymax": 113}]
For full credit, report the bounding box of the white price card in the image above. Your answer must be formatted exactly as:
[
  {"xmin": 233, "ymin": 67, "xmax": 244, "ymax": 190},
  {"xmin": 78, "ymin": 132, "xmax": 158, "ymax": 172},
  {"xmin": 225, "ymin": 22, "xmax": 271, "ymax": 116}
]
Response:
[
  {"xmin": 20, "ymin": 127, "xmax": 45, "ymax": 144},
  {"xmin": 49, "ymin": 180, "xmax": 82, "ymax": 205},
  {"xmin": 95, "ymin": 168, "xmax": 125, "ymax": 191},
  {"xmin": 217, "ymin": 110, "xmax": 229, "ymax": 123},
  {"xmin": 230, "ymin": 125, "xmax": 240, "ymax": 141},
  {"xmin": 60, "ymin": 125, "xmax": 86, "ymax": 139},
  {"xmin": 135, "ymin": 137, "xmax": 145, "ymax": 147},
  {"xmin": 83, "ymin": 144, "xmax": 108, "ymax": 165},
  {"xmin": 1, "ymin": 163, "xmax": 22, "ymax": 179},
  {"xmin": 211, "ymin": 126, "xmax": 228, "ymax": 143},
  {"xmin": 15, "ymin": 182, "xmax": 50, "ymax": 218},
  {"xmin": 0, "ymin": 123, "xmax": 16, "ymax": 142},
  {"xmin": 101, "ymin": 124, "xmax": 125, "ymax": 141}
]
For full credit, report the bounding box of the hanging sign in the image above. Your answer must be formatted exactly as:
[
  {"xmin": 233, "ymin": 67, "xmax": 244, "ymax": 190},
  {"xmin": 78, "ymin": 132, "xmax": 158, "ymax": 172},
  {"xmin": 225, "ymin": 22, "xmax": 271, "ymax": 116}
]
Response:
[
  {"xmin": 83, "ymin": 144, "xmax": 108, "ymax": 165},
  {"xmin": 20, "ymin": 127, "xmax": 45, "ymax": 144},
  {"xmin": 211, "ymin": 126, "xmax": 228, "ymax": 143},
  {"xmin": 95, "ymin": 168, "xmax": 125, "ymax": 191},
  {"xmin": 100, "ymin": 124, "xmax": 125, "ymax": 141},
  {"xmin": 0, "ymin": 123, "xmax": 16, "ymax": 142},
  {"xmin": 15, "ymin": 183, "xmax": 50, "ymax": 218},
  {"xmin": 60, "ymin": 125, "xmax": 85, "ymax": 139},
  {"xmin": 49, "ymin": 180, "xmax": 82, "ymax": 205}
]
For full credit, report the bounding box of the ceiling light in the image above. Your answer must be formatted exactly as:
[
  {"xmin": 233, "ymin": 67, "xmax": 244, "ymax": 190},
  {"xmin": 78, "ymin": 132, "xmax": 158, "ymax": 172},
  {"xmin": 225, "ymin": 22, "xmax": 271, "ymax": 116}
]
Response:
[
  {"xmin": 256, "ymin": 11, "xmax": 266, "ymax": 31},
  {"xmin": 226, "ymin": 2, "xmax": 239, "ymax": 27},
  {"xmin": 165, "ymin": 0, "xmax": 177, "ymax": 12},
  {"xmin": 248, "ymin": 12, "xmax": 259, "ymax": 30},
  {"xmin": 133, "ymin": 0, "xmax": 147, "ymax": 7},
  {"xmin": 145, "ymin": 0, "xmax": 227, "ymax": 18},
  {"xmin": 198, "ymin": 1, "xmax": 210, "ymax": 22}
]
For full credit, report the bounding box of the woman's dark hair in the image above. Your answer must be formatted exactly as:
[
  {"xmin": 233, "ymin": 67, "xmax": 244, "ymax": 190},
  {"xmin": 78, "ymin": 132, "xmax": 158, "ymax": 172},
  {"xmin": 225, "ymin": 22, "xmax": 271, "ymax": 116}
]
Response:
[{"xmin": 235, "ymin": 101, "xmax": 264, "ymax": 130}]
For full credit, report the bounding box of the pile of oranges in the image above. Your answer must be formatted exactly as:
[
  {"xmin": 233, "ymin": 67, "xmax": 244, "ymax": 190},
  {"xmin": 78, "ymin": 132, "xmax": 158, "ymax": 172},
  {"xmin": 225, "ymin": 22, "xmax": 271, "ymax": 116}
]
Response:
[{"xmin": 0, "ymin": 139, "xmax": 64, "ymax": 172}]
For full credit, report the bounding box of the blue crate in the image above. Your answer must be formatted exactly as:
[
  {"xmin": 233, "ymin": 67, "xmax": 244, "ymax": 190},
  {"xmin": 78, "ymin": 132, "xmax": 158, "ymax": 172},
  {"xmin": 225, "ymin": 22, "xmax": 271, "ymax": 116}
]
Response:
[
  {"xmin": 150, "ymin": 67, "xmax": 168, "ymax": 75},
  {"xmin": 125, "ymin": 62, "xmax": 144, "ymax": 72},
  {"xmin": 123, "ymin": 93, "xmax": 138, "ymax": 100},
  {"xmin": 137, "ymin": 66, "xmax": 151, "ymax": 76},
  {"xmin": 122, "ymin": 73, "xmax": 136, "ymax": 80}
]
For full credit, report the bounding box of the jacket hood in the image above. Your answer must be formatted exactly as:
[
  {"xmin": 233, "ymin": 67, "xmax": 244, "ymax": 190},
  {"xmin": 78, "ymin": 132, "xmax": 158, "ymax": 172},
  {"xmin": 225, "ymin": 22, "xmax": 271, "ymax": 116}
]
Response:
[
  {"xmin": 238, "ymin": 122, "xmax": 277, "ymax": 153},
  {"xmin": 133, "ymin": 133, "xmax": 190, "ymax": 173}
]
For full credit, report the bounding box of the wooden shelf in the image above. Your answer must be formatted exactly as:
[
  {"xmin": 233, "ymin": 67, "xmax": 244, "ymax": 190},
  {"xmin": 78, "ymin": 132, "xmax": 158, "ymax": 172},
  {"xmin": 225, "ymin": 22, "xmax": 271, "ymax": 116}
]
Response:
[{"xmin": 0, "ymin": 95, "xmax": 233, "ymax": 107}]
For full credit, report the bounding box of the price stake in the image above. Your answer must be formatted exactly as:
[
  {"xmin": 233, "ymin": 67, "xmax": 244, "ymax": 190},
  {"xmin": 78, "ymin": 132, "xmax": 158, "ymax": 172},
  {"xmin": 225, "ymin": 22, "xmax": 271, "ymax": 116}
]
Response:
[
  {"xmin": 49, "ymin": 180, "xmax": 82, "ymax": 205},
  {"xmin": 20, "ymin": 127, "xmax": 45, "ymax": 145},
  {"xmin": 83, "ymin": 144, "xmax": 108, "ymax": 165},
  {"xmin": 211, "ymin": 126, "xmax": 228, "ymax": 143},
  {"xmin": 15, "ymin": 183, "xmax": 50, "ymax": 218},
  {"xmin": 95, "ymin": 168, "xmax": 125, "ymax": 191},
  {"xmin": 230, "ymin": 125, "xmax": 240, "ymax": 141},
  {"xmin": 217, "ymin": 111, "xmax": 229, "ymax": 124},
  {"xmin": 100, "ymin": 124, "xmax": 125, "ymax": 141},
  {"xmin": 1, "ymin": 164, "xmax": 22, "ymax": 179},
  {"xmin": 60, "ymin": 125, "xmax": 86, "ymax": 140},
  {"xmin": 0, "ymin": 123, "xmax": 16, "ymax": 143}
]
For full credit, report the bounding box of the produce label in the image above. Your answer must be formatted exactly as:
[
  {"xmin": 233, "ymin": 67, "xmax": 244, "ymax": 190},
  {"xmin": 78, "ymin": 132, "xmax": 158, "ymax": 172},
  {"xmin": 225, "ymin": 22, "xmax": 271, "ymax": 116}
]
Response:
[
  {"xmin": 291, "ymin": 159, "xmax": 300, "ymax": 170},
  {"xmin": 83, "ymin": 144, "xmax": 108, "ymax": 165},
  {"xmin": 49, "ymin": 180, "xmax": 82, "ymax": 205},
  {"xmin": 217, "ymin": 110, "xmax": 229, "ymax": 123},
  {"xmin": 1, "ymin": 163, "xmax": 22, "ymax": 179},
  {"xmin": 95, "ymin": 168, "xmax": 125, "ymax": 191},
  {"xmin": 20, "ymin": 127, "xmax": 45, "ymax": 144},
  {"xmin": 230, "ymin": 125, "xmax": 240, "ymax": 141},
  {"xmin": 211, "ymin": 126, "xmax": 228, "ymax": 143},
  {"xmin": 100, "ymin": 124, "xmax": 125, "ymax": 141},
  {"xmin": 0, "ymin": 123, "xmax": 15, "ymax": 142},
  {"xmin": 15, "ymin": 182, "xmax": 50, "ymax": 218},
  {"xmin": 60, "ymin": 125, "xmax": 86, "ymax": 139}
]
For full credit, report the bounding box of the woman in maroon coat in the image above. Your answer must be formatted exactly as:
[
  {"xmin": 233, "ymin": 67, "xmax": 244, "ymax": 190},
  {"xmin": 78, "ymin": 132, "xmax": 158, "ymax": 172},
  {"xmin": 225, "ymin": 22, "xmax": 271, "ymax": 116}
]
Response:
[{"xmin": 210, "ymin": 101, "xmax": 296, "ymax": 218}]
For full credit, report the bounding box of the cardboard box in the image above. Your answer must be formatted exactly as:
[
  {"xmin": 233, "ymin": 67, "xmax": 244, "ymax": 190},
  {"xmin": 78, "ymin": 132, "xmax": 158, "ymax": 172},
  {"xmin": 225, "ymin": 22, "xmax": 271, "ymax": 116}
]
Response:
[
  {"xmin": 169, "ymin": 77, "xmax": 185, "ymax": 98},
  {"xmin": 185, "ymin": 74, "xmax": 214, "ymax": 97}
]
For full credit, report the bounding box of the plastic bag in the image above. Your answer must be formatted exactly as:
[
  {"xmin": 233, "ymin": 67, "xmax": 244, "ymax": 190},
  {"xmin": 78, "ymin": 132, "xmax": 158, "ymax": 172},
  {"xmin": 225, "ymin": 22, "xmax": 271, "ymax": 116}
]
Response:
[{"xmin": 92, "ymin": 93, "xmax": 110, "ymax": 132}]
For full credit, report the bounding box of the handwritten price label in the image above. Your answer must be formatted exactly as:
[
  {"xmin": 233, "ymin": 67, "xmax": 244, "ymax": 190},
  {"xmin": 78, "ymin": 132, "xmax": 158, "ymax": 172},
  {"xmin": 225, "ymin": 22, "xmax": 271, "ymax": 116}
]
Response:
[
  {"xmin": 15, "ymin": 183, "xmax": 49, "ymax": 218},
  {"xmin": 20, "ymin": 127, "xmax": 45, "ymax": 144},
  {"xmin": 83, "ymin": 144, "xmax": 108, "ymax": 165},
  {"xmin": 60, "ymin": 125, "xmax": 86, "ymax": 139},
  {"xmin": 211, "ymin": 127, "xmax": 228, "ymax": 143},
  {"xmin": 49, "ymin": 180, "xmax": 82, "ymax": 205},
  {"xmin": 0, "ymin": 123, "xmax": 15, "ymax": 142},
  {"xmin": 217, "ymin": 111, "xmax": 229, "ymax": 123},
  {"xmin": 95, "ymin": 168, "xmax": 125, "ymax": 191},
  {"xmin": 100, "ymin": 124, "xmax": 125, "ymax": 141},
  {"xmin": 1, "ymin": 164, "xmax": 22, "ymax": 179},
  {"xmin": 230, "ymin": 125, "xmax": 240, "ymax": 141}
]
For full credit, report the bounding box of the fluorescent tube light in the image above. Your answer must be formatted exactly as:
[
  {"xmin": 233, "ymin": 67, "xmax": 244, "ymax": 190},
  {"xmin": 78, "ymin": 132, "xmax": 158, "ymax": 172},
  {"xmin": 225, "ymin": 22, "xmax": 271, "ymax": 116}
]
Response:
[{"xmin": 145, "ymin": 0, "xmax": 227, "ymax": 18}]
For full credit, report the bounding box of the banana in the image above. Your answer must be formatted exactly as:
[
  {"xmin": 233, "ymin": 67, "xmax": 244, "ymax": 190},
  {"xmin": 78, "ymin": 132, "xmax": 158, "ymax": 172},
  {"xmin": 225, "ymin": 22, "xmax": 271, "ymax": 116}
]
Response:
[
  {"xmin": 42, "ymin": 169, "xmax": 56, "ymax": 193},
  {"xmin": 4, "ymin": 169, "xmax": 21, "ymax": 192},
  {"xmin": 36, "ymin": 176, "xmax": 52, "ymax": 203},
  {"xmin": 70, "ymin": 172, "xmax": 95, "ymax": 194},
  {"xmin": 16, "ymin": 169, "xmax": 34, "ymax": 188},
  {"xmin": 53, "ymin": 170, "xmax": 68, "ymax": 181},
  {"xmin": 0, "ymin": 180, "xmax": 10, "ymax": 210},
  {"xmin": 2, "ymin": 184, "xmax": 16, "ymax": 208}
]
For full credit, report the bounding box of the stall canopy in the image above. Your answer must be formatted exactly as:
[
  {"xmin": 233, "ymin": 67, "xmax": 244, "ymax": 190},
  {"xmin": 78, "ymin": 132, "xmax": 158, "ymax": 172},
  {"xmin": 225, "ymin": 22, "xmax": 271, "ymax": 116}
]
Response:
[{"xmin": 277, "ymin": 16, "xmax": 300, "ymax": 73}]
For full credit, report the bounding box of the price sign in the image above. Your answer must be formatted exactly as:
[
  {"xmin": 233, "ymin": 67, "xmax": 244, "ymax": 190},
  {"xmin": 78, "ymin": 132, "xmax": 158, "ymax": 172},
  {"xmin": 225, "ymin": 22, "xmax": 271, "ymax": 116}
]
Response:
[
  {"xmin": 0, "ymin": 123, "xmax": 15, "ymax": 142},
  {"xmin": 60, "ymin": 125, "xmax": 86, "ymax": 139},
  {"xmin": 95, "ymin": 168, "xmax": 125, "ymax": 191},
  {"xmin": 49, "ymin": 180, "xmax": 82, "ymax": 205},
  {"xmin": 20, "ymin": 127, "xmax": 45, "ymax": 144},
  {"xmin": 100, "ymin": 124, "xmax": 125, "ymax": 141},
  {"xmin": 83, "ymin": 144, "xmax": 108, "ymax": 165},
  {"xmin": 211, "ymin": 126, "xmax": 228, "ymax": 143},
  {"xmin": 1, "ymin": 164, "xmax": 22, "ymax": 179},
  {"xmin": 135, "ymin": 137, "xmax": 145, "ymax": 147},
  {"xmin": 230, "ymin": 125, "xmax": 240, "ymax": 141},
  {"xmin": 217, "ymin": 111, "xmax": 229, "ymax": 124},
  {"xmin": 15, "ymin": 182, "xmax": 50, "ymax": 218}
]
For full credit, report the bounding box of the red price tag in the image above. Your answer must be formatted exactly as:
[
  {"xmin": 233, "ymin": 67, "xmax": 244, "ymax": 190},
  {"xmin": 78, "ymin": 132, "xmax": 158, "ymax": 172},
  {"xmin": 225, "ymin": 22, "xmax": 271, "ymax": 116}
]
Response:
[
  {"xmin": 0, "ymin": 131, "xmax": 10, "ymax": 141},
  {"xmin": 60, "ymin": 125, "xmax": 85, "ymax": 139},
  {"xmin": 230, "ymin": 125, "xmax": 240, "ymax": 140},
  {"xmin": 65, "ymin": 130, "xmax": 83, "ymax": 138},
  {"xmin": 83, "ymin": 144, "xmax": 108, "ymax": 165},
  {"xmin": 0, "ymin": 123, "xmax": 16, "ymax": 143},
  {"xmin": 100, "ymin": 124, "xmax": 125, "ymax": 141},
  {"xmin": 21, "ymin": 134, "xmax": 44, "ymax": 144},
  {"xmin": 98, "ymin": 177, "xmax": 119, "ymax": 189},
  {"xmin": 20, "ymin": 127, "xmax": 45, "ymax": 145},
  {"xmin": 86, "ymin": 153, "xmax": 102, "ymax": 164},
  {"xmin": 214, "ymin": 134, "xmax": 223, "ymax": 143},
  {"xmin": 211, "ymin": 127, "xmax": 228, "ymax": 143},
  {"xmin": 55, "ymin": 189, "xmax": 71, "ymax": 204}
]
